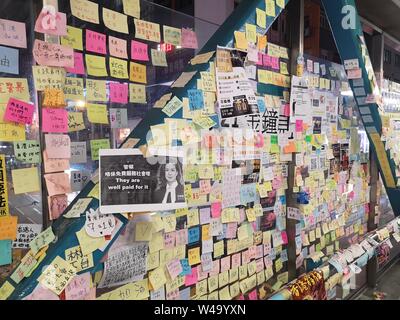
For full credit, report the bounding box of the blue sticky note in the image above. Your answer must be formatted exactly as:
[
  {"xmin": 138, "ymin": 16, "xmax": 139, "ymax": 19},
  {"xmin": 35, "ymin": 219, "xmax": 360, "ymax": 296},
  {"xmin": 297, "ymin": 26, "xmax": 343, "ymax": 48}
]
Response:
[
  {"xmin": 180, "ymin": 287, "xmax": 191, "ymax": 300},
  {"xmin": 257, "ymin": 97, "xmax": 266, "ymax": 113},
  {"xmin": 188, "ymin": 89, "xmax": 204, "ymax": 111},
  {"xmin": 0, "ymin": 46, "xmax": 19, "ymax": 75},
  {"xmin": 240, "ymin": 183, "xmax": 258, "ymax": 205},
  {"xmin": 180, "ymin": 258, "xmax": 191, "ymax": 276},
  {"xmin": 0, "ymin": 240, "xmax": 12, "ymax": 266},
  {"xmin": 188, "ymin": 226, "xmax": 200, "ymax": 244}
]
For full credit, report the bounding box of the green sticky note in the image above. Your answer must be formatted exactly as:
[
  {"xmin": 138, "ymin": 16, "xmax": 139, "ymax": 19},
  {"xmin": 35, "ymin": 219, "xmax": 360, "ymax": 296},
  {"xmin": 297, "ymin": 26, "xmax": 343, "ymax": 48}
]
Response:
[
  {"xmin": 271, "ymin": 135, "xmax": 278, "ymax": 144},
  {"xmin": 315, "ymin": 243, "xmax": 321, "ymax": 252},
  {"xmin": 325, "ymin": 233, "xmax": 331, "ymax": 244},
  {"xmin": 0, "ymin": 240, "xmax": 12, "ymax": 266},
  {"xmin": 305, "ymin": 135, "xmax": 312, "ymax": 143},
  {"xmin": 13, "ymin": 140, "xmax": 41, "ymax": 164},
  {"xmin": 90, "ymin": 139, "xmax": 110, "ymax": 161}
]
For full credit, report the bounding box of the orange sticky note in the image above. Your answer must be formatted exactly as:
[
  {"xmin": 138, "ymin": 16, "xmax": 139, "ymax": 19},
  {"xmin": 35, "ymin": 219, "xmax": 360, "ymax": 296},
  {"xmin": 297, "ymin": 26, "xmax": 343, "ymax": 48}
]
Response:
[
  {"xmin": 283, "ymin": 141, "xmax": 296, "ymax": 154},
  {"xmin": 0, "ymin": 215, "xmax": 18, "ymax": 240}
]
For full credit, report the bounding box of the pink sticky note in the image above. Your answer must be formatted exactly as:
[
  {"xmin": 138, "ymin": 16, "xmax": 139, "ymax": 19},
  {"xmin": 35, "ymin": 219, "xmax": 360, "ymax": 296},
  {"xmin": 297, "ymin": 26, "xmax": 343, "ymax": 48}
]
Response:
[
  {"xmin": 109, "ymin": 36, "xmax": 128, "ymax": 59},
  {"xmin": 33, "ymin": 39, "xmax": 74, "ymax": 68},
  {"xmin": 248, "ymin": 289, "xmax": 258, "ymax": 300},
  {"xmin": 45, "ymin": 134, "xmax": 71, "ymax": 159},
  {"xmin": 163, "ymin": 231, "xmax": 176, "ymax": 249},
  {"xmin": 65, "ymin": 52, "xmax": 85, "ymax": 75},
  {"xmin": 257, "ymin": 52, "xmax": 263, "ymax": 66},
  {"xmin": 185, "ymin": 267, "xmax": 198, "ymax": 286},
  {"xmin": 4, "ymin": 98, "xmax": 34, "ymax": 125},
  {"xmin": 220, "ymin": 256, "xmax": 231, "ymax": 272},
  {"xmin": 295, "ymin": 120, "xmax": 303, "ymax": 133},
  {"xmin": 225, "ymin": 222, "xmax": 237, "ymax": 239},
  {"xmin": 42, "ymin": 108, "xmax": 68, "ymax": 133},
  {"xmin": 281, "ymin": 231, "xmax": 288, "ymax": 245},
  {"xmin": 238, "ymin": 294, "xmax": 245, "ymax": 300},
  {"xmin": 86, "ymin": 29, "xmax": 106, "ymax": 54},
  {"xmin": 34, "ymin": 11, "xmax": 67, "ymax": 36},
  {"xmin": 0, "ymin": 19, "xmax": 27, "ymax": 48},
  {"xmin": 271, "ymin": 56, "xmax": 280, "ymax": 70},
  {"xmin": 231, "ymin": 253, "xmax": 241, "ymax": 268},
  {"xmin": 131, "ymin": 40, "xmax": 149, "ymax": 61},
  {"xmin": 282, "ymin": 103, "xmax": 290, "ymax": 117},
  {"xmin": 181, "ymin": 28, "xmax": 198, "ymax": 49},
  {"xmin": 109, "ymin": 82, "xmax": 128, "ymax": 104},
  {"xmin": 364, "ymin": 203, "xmax": 370, "ymax": 213},
  {"xmin": 263, "ymin": 54, "xmax": 271, "ymax": 67},
  {"xmin": 65, "ymin": 273, "xmax": 91, "ymax": 300},
  {"xmin": 211, "ymin": 202, "xmax": 222, "ymax": 218},
  {"xmin": 23, "ymin": 284, "xmax": 59, "ymax": 300}
]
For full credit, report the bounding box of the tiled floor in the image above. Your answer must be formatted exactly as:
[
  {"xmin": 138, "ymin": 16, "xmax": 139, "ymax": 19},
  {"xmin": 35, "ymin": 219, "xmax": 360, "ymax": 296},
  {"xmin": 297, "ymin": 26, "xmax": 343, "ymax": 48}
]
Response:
[{"xmin": 355, "ymin": 260, "xmax": 400, "ymax": 300}]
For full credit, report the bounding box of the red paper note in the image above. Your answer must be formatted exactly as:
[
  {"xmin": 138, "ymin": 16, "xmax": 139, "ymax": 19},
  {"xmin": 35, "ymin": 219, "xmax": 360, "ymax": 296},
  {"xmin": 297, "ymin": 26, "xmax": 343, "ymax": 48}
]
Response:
[
  {"xmin": 131, "ymin": 40, "xmax": 148, "ymax": 61},
  {"xmin": 42, "ymin": 108, "xmax": 68, "ymax": 133},
  {"xmin": 86, "ymin": 29, "xmax": 106, "ymax": 55},
  {"xmin": 4, "ymin": 98, "xmax": 34, "ymax": 125},
  {"xmin": 65, "ymin": 52, "xmax": 85, "ymax": 75},
  {"xmin": 109, "ymin": 82, "xmax": 128, "ymax": 104}
]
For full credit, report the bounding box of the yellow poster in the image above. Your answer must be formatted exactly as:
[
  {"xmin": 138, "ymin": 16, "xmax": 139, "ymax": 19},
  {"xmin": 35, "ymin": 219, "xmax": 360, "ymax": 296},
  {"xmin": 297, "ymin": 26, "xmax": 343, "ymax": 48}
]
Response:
[
  {"xmin": 11, "ymin": 167, "xmax": 40, "ymax": 194},
  {"xmin": 129, "ymin": 83, "xmax": 147, "ymax": 103},
  {"xmin": 70, "ymin": 0, "xmax": 99, "ymax": 24},
  {"xmin": 122, "ymin": 0, "xmax": 140, "ymax": 18},
  {"xmin": 130, "ymin": 62, "xmax": 147, "ymax": 84},
  {"xmin": 61, "ymin": 26, "xmax": 83, "ymax": 50},
  {"xmin": 109, "ymin": 57, "xmax": 129, "ymax": 79},
  {"xmin": 0, "ymin": 155, "xmax": 9, "ymax": 216},
  {"xmin": 163, "ymin": 25, "xmax": 181, "ymax": 46},
  {"xmin": 85, "ymin": 54, "xmax": 108, "ymax": 77},
  {"xmin": 87, "ymin": 103, "xmax": 109, "ymax": 124},
  {"xmin": 134, "ymin": 19, "xmax": 161, "ymax": 43},
  {"xmin": 103, "ymin": 7, "xmax": 129, "ymax": 34},
  {"xmin": 86, "ymin": 79, "xmax": 107, "ymax": 102},
  {"xmin": 0, "ymin": 123, "xmax": 26, "ymax": 142}
]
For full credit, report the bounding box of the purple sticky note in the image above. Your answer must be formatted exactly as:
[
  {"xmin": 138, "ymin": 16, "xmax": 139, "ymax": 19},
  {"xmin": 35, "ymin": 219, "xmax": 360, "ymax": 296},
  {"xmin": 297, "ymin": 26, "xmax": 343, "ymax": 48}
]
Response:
[
  {"xmin": 109, "ymin": 82, "xmax": 128, "ymax": 104},
  {"xmin": 65, "ymin": 52, "xmax": 85, "ymax": 75},
  {"xmin": 131, "ymin": 40, "xmax": 149, "ymax": 61},
  {"xmin": 86, "ymin": 29, "xmax": 106, "ymax": 55}
]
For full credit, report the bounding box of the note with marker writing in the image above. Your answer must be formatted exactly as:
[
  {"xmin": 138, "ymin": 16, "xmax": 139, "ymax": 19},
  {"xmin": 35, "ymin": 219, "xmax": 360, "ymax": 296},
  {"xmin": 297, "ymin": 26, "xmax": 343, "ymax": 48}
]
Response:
[
  {"xmin": 61, "ymin": 26, "xmax": 83, "ymax": 51},
  {"xmin": 103, "ymin": 7, "xmax": 129, "ymax": 34},
  {"xmin": 109, "ymin": 36, "xmax": 128, "ymax": 59},
  {"xmin": 0, "ymin": 19, "xmax": 27, "ymax": 48},
  {"xmin": 70, "ymin": 0, "xmax": 99, "ymax": 24},
  {"xmin": 0, "ymin": 216, "xmax": 17, "ymax": 240},
  {"xmin": 4, "ymin": 98, "xmax": 34, "ymax": 125},
  {"xmin": 42, "ymin": 108, "xmax": 68, "ymax": 133},
  {"xmin": 87, "ymin": 103, "xmax": 109, "ymax": 124},
  {"xmin": 0, "ymin": 46, "xmax": 19, "ymax": 75},
  {"xmin": 85, "ymin": 54, "xmax": 108, "ymax": 77},
  {"xmin": 44, "ymin": 172, "xmax": 72, "ymax": 196},
  {"xmin": 123, "ymin": 0, "xmax": 140, "ymax": 18}
]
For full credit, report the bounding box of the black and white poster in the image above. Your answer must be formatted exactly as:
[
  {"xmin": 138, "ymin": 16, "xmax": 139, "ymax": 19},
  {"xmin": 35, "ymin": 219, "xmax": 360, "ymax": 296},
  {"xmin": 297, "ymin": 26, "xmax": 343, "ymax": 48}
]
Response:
[{"xmin": 99, "ymin": 149, "xmax": 186, "ymax": 214}]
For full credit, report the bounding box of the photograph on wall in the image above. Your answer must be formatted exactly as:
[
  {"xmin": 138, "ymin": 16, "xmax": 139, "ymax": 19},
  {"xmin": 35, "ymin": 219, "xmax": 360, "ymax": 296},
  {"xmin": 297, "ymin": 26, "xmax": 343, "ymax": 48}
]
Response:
[{"xmin": 99, "ymin": 149, "xmax": 186, "ymax": 214}]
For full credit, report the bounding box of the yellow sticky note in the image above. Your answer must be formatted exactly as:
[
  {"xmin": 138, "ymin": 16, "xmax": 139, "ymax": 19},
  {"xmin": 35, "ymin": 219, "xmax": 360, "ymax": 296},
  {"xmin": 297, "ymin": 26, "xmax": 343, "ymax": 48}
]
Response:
[
  {"xmin": 147, "ymin": 251, "xmax": 160, "ymax": 270},
  {"xmin": 266, "ymin": 0, "xmax": 276, "ymax": 17},
  {"xmin": 257, "ymin": 34, "xmax": 267, "ymax": 51},
  {"xmin": 32, "ymin": 67, "xmax": 66, "ymax": 91},
  {"xmin": 163, "ymin": 215, "xmax": 177, "ymax": 233},
  {"xmin": 234, "ymin": 31, "xmax": 248, "ymax": 50},
  {"xmin": 276, "ymin": 0, "xmax": 285, "ymax": 8},
  {"xmin": 134, "ymin": 18, "xmax": 161, "ymax": 43},
  {"xmin": 188, "ymin": 247, "xmax": 201, "ymax": 265},
  {"xmin": 219, "ymin": 285, "xmax": 231, "ymax": 300},
  {"xmin": 70, "ymin": 0, "xmax": 99, "ymax": 24},
  {"xmin": 245, "ymin": 24, "xmax": 256, "ymax": 43},
  {"xmin": 61, "ymin": 26, "xmax": 83, "ymax": 50},
  {"xmin": 65, "ymin": 245, "xmax": 94, "ymax": 272},
  {"xmin": 64, "ymin": 77, "xmax": 84, "ymax": 101},
  {"xmin": 151, "ymin": 214, "xmax": 164, "ymax": 232},
  {"xmin": 109, "ymin": 57, "xmax": 129, "ymax": 79},
  {"xmin": 256, "ymin": 8, "xmax": 266, "ymax": 28},
  {"xmin": 68, "ymin": 112, "xmax": 85, "ymax": 132},
  {"xmin": 11, "ymin": 167, "xmax": 40, "ymax": 194},
  {"xmin": 87, "ymin": 103, "xmax": 108, "ymax": 124},
  {"xmin": 103, "ymin": 7, "xmax": 129, "ymax": 34},
  {"xmin": 149, "ymin": 267, "xmax": 167, "ymax": 291},
  {"xmin": 76, "ymin": 227, "xmax": 106, "ymax": 256},
  {"xmin": 85, "ymin": 54, "xmax": 108, "ymax": 77},
  {"xmin": 245, "ymin": 208, "xmax": 256, "ymax": 222},
  {"xmin": 129, "ymin": 83, "xmax": 147, "ymax": 103},
  {"xmin": 213, "ymin": 240, "xmax": 224, "ymax": 258},
  {"xmin": 130, "ymin": 62, "xmax": 147, "ymax": 84},
  {"xmin": 123, "ymin": 0, "xmax": 140, "ymax": 18},
  {"xmin": 135, "ymin": 221, "xmax": 153, "ymax": 241},
  {"xmin": 107, "ymin": 279, "xmax": 149, "ymax": 300},
  {"xmin": 163, "ymin": 25, "xmax": 182, "ymax": 47},
  {"xmin": 187, "ymin": 209, "xmax": 199, "ymax": 227},
  {"xmin": 149, "ymin": 232, "xmax": 164, "ymax": 253},
  {"xmin": 88, "ymin": 183, "xmax": 99, "ymax": 199},
  {"xmin": 0, "ymin": 281, "xmax": 14, "ymax": 300},
  {"xmin": 198, "ymin": 165, "xmax": 214, "ymax": 179},
  {"xmin": 83, "ymin": 75, "xmax": 106, "ymax": 100},
  {"xmin": 0, "ymin": 123, "xmax": 26, "ymax": 142}
]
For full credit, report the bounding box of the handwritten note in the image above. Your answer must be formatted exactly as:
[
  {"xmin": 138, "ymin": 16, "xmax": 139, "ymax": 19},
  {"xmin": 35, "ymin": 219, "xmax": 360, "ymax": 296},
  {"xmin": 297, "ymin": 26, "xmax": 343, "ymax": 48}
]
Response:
[
  {"xmin": 86, "ymin": 79, "xmax": 107, "ymax": 102},
  {"xmin": 70, "ymin": 141, "xmax": 87, "ymax": 164},
  {"xmin": 0, "ymin": 19, "xmax": 26, "ymax": 48},
  {"xmin": 29, "ymin": 226, "xmax": 55, "ymax": 254},
  {"xmin": 85, "ymin": 54, "xmax": 108, "ymax": 77},
  {"xmin": 65, "ymin": 272, "xmax": 92, "ymax": 300},
  {"xmin": 0, "ymin": 46, "xmax": 19, "ymax": 75},
  {"xmin": 76, "ymin": 227, "xmax": 105, "ymax": 256},
  {"xmin": 42, "ymin": 108, "xmax": 68, "ymax": 133},
  {"xmin": 134, "ymin": 19, "xmax": 161, "ymax": 43},
  {"xmin": 110, "ymin": 108, "xmax": 128, "ymax": 128},
  {"xmin": 87, "ymin": 103, "xmax": 108, "ymax": 124},
  {"xmin": 86, "ymin": 29, "xmax": 106, "ymax": 54},
  {"xmin": 129, "ymin": 83, "xmax": 147, "ymax": 103},
  {"xmin": 109, "ymin": 57, "xmax": 129, "ymax": 79},
  {"xmin": 162, "ymin": 96, "xmax": 183, "ymax": 117},
  {"xmin": 61, "ymin": 25, "xmax": 83, "ymax": 50},
  {"xmin": 123, "ymin": 0, "xmax": 140, "ymax": 18},
  {"xmin": 32, "ymin": 66, "xmax": 66, "ymax": 91},
  {"xmin": 0, "ymin": 216, "xmax": 17, "ymax": 240},
  {"xmin": 44, "ymin": 172, "xmax": 72, "ymax": 196},
  {"xmin": 43, "ymin": 88, "xmax": 66, "ymax": 108},
  {"xmin": 85, "ymin": 208, "xmax": 115, "ymax": 237},
  {"xmin": 188, "ymin": 89, "xmax": 204, "ymax": 110},
  {"xmin": 65, "ymin": 52, "xmax": 85, "ymax": 75},
  {"xmin": 109, "ymin": 36, "xmax": 128, "ymax": 59},
  {"xmin": 90, "ymin": 139, "xmax": 110, "ymax": 161},
  {"xmin": 151, "ymin": 49, "xmax": 168, "ymax": 67},
  {"xmin": 70, "ymin": 0, "xmax": 99, "ymax": 24},
  {"xmin": 163, "ymin": 25, "xmax": 181, "ymax": 46},
  {"xmin": 64, "ymin": 198, "xmax": 92, "ymax": 219},
  {"xmin": 4, "ymin": 98, "xmax": 34, "ymax": 125},
  {"xmin": 12, "ymin": 167, "xmax": 40, "ymax": 194},
  {"xmin": 181, "ymin": 28, "xmax": 198, "ymax": 49},
  {"xmin": 33, "ymin": 39, "xmax": 74, "ymax": 68},
  {"xmin": 68, "ymin": 112, "xmax": 85, "ymax": 132},
  {"xmin": 130, "ymin": 62, "xmax": 147, "ymax": 84},
  {"xmin": 103, "ymin": 7, "xmax": 129, "ymax": 34},
  {"xmin": 110, "ymin": 82, "xmax": 128, "ymax": 104},
  {"xmin": 13, "ymin": 140, "xmax": 40, "ymax": 164},
  {"xmin": 45, "ymin": 134, "xmax": 70, "ymax": 159}
]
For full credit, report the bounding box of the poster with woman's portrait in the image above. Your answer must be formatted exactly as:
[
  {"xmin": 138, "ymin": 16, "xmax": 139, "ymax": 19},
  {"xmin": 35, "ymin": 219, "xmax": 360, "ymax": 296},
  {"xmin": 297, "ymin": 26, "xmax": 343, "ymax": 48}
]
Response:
[{"xmin": 99, "ymin": 149, "xmax": 186, "ymax": 214}]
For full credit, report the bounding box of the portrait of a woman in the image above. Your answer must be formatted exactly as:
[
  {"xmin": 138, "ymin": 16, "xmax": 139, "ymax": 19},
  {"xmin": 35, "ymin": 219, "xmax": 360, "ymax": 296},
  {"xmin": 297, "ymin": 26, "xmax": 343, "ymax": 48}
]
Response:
[{"xmin": 152, "ymin": 161, "xmax": 185, "ymax": 204}]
